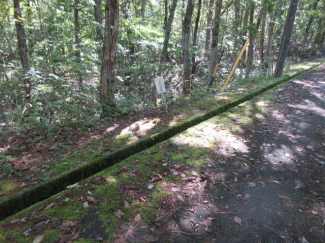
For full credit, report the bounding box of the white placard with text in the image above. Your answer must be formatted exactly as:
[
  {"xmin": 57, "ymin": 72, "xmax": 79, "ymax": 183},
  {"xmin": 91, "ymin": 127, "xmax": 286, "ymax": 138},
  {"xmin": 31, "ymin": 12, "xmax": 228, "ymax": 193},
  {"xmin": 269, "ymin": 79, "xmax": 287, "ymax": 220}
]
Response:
[{"xmin": 154, "ymin": 77, "xmax": 166, "ymax": 94}]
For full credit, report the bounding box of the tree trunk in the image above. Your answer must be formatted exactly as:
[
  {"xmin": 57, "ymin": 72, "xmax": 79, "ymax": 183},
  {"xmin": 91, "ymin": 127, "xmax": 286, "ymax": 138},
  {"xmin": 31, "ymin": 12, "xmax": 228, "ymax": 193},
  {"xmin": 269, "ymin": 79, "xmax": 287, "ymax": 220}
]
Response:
[
  {"xmin": 74, "ymin": 0, "xmax": 82, "ymax": 85},
  {"xmin": 240, "ymin": 6, "xmax": 249, "ymax": 72},
  {"xmin": 209, "ymin": 0, "xmax": 223, "ymax": 80},
  {"xmin": 260, "ymin": 11, "xmax": 266, "ymax": 70},
  {"xmin": 94, "ymin": 0, "xmax": 103, "ymax": 59},
  {"xmin": 205, "ymin": 0, "xmax": 214, "ymax": 52},
  {"xmin": 152, "ymin": 0, "xmax": 177, "ymax": 106},
  {"xmin": 313, "ymin": 1, "xmax": 325, "ymax": 45},
  {"xmin": 303, "ymin": 0, "xmax": 319, "ymax": 47},
  {"xmin": 182, "ymin": 0, "xmax": 195, "ymax": 95},
  {"xmin": 191, "ymin": 0, "xmax": 202, "ymax": 74},
  {"xmin": 245, "ymin": 2, "xmax": 264, "ymax": 78},
  {"xmin": 159, "ymin": 0, "xmax": 178, "ymax": 67},
  {"xmin": 245, "ymin": 1, "xmax": 255, "ymax": 78},
  {"xmin": 141, "ymin": 0, "xmax": 146, "ymax": 19},
  {"xmin": 100, "ymin": 0, "xmax": 119, "ymax": 114},
  {"xmin": 13, "ymin": 0, "xmax": 31, "ymax": 98},
  {"xmin": 274, "ymin": 0, "xmax": 299, "ymax": 78},
  {"xmin": 265, "ymin": 12, "xmax": 275, "ymax": 71}
]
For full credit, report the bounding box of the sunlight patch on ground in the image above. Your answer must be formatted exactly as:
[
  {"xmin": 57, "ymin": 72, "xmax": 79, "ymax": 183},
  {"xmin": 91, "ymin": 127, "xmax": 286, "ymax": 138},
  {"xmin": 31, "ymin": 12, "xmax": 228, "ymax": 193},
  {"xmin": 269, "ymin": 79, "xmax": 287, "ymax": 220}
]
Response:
[
  {"xmin": 171, "ymin": 121, "xmax": 249, "ymax": 155},
  {"xmin": 263, "ymin": 145, "xmax": 296, "ymax": 166},
  {"xmin": 116, "ymin": 119, "xmax": 159, "ymax": 145},
  {"xmin": 168, "ymin": 114, "xmax": 187, "ymax": 127}
]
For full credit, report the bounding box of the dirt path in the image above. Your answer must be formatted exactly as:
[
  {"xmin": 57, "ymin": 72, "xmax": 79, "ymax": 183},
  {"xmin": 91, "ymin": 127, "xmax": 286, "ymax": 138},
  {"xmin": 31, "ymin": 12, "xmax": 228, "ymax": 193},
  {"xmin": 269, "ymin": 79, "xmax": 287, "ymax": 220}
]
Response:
[{"xmin": 156, "ymin": 65, "xmax": 325, "ymax": 242}]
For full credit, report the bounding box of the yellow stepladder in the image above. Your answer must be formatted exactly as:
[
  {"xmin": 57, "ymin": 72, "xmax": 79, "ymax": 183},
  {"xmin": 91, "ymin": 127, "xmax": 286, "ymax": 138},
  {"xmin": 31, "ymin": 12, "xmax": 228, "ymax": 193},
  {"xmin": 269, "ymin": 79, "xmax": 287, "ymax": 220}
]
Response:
[{"xmin": 221, "ymin": 39, "xmax": 250, "ymax": 92}]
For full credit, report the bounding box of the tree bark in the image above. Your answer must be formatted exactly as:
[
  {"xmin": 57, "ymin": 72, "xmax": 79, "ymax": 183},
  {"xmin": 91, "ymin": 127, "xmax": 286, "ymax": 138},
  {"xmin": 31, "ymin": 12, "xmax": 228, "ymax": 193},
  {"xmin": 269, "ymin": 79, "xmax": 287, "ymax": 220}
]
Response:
[
  {"xmin": 260, "ymin": 11, "xmax": 266, "ymax": 70},
  {"xmin": 191, "ymin": 0, "xmax": 202, "ymax": 74},
  {"xmin": 141, "ymin": 0, "xmax": 146, "ymax": 19},
  {"xmin": 13, "ymin": 0, "xmax": 31, "ymax": 98},
  {"xmin": 182, "ymin": 0, "xmax": 195, "ymax": 95},
  {"xmin": 245, "ymin": 2, "xmax": 263, "ymax": 78},
  {"xmin": 209, "ymin": 0, "xmax": 223, "ymax": 80},
  {"xmin": 313, "ymin": 1, "xmax": 324, "ymax": 45},
  {"xmin": 205, "ymin": 0, "xmax": 214, "ymax": 52},
  {"xmin": 245, "ymin": 1, "xmax": 255, "ymax": 78},
  {"xmin": 94, "ymin": 0, "xmax": 103, "ymax": 59},
  {"xmin": 151, "ymin": 0, "xmax": 177, "ymax": 107},
  {"xmin": 303, "ymin": 0, "xmax": 319, "ymax": 47},
  {"xmin": 74, "ymin": 0, "xmax": 82, "ymax": 85},
  {"xmin": 159, "ymin": 0, "xmax": 178, "ymax": 67},
  {"xmin": 100, "ymin": 0, "xmax": 119, "ymax": 114},
  {"xmin": 274, "ymin": 0, "xmax": 299, "ymax": 78}
]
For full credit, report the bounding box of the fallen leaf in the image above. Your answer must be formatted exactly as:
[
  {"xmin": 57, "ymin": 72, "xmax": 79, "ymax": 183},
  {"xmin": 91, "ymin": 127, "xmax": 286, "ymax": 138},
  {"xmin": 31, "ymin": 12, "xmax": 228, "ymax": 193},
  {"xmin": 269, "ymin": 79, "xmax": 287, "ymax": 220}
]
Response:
[
  {"xmin": 86, "ymin": 196, "xmax": 97, "ymax": 204},
  {"xmin": 45, "ymin": 203, "xmax": 55, "ymax": 210},
  {"xmin": 91, "ymin": 176, "xmax": 108, "ymax": 185},
  {"xmin": 149, "ymin": 173, "xmax": 163, "ymax": 183},
  {"xmin": 143, "ymin": 234, "xmax": 158, "ymax": 242},
  {"xmin": 124, "ymin": 200, "xmax": 130, "ymax": 208},
  {"xmin": 66, "ymin": 183, "xmax": 78, "ymax": 189},
  {"xmin": 300, "ymin": 236, "xmax": 309, "ymax": 243},
  {"xmin": 33, "ymin": 235, "xmax": 44, "ymax": 243},
  {"xmin": 62, "ymin": 221, "xmax": 78, "ymax": 227},
  {"xmin": 10, "ymin": 219, "xmax": 20, "ymax": 224},
  {"xmin": 22, "ymin": 228, "xmax": 32, "ymax": 237},
  {"xmin": 234, "ymin": 216, "xmax": 242, "ymax": 225},
  {"xmin": 248, "ymin": 182, "xmax": 256, "ymax": 187},
  {"xmin": 114, "ymin": 209, "xmax": 124, "ymax": 219},
  {"xmin": 71, "ymin": 232, "xmax": 80, "ymax": 241},
  {"xmin": 147, "ymin": 184, "xmax": 154, "ymax": 189},
  {"xmin": 311, "ymin": 210, "xmax": 318, "ymax": 215},
  {"xmin": 177, "ymin": 195, "xmax": 185, "ymax": 202},
  {"xmin": 19, "ymin": 182, "xmax": 27, "ymax": 188},
  {"xmin": 191, "ymin": 171, "xmax": 198, "ymax": 176},
  {"xmin": 134, "ymin": 214, "xmax": 142, "ymax": 223}
]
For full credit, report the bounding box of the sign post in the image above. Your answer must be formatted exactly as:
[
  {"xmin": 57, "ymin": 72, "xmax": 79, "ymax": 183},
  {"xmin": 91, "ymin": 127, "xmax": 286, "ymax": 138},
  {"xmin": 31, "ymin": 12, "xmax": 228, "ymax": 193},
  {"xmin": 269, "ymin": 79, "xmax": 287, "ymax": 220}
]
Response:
[{"xmin": 154, "ymin": 77, "xmax": 168, "ymax": 113}]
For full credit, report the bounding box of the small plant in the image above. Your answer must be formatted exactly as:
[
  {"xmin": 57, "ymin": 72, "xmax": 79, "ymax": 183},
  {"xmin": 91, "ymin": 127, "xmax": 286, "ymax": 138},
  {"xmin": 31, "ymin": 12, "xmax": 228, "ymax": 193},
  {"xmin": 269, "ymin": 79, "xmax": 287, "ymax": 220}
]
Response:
[{"xmin": 0, "ymin": 152, "xmax": 15, "ymax": 174}]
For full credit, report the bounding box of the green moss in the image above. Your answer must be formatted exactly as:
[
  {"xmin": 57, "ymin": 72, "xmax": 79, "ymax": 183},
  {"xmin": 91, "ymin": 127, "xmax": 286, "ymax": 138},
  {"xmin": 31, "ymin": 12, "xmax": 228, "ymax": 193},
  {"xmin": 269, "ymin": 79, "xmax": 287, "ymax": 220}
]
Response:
[{"xmin": 44, "ymin": 229, "xmax": 61, "ymax": 242}]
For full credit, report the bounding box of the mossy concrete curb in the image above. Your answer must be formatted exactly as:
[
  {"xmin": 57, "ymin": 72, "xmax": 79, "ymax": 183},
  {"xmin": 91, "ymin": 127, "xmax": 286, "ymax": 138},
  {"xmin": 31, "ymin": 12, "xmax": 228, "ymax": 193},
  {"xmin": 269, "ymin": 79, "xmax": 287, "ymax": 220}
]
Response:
[{"xmin": 0, "ymin": 65, "xmax": 319, "ymax": 221}]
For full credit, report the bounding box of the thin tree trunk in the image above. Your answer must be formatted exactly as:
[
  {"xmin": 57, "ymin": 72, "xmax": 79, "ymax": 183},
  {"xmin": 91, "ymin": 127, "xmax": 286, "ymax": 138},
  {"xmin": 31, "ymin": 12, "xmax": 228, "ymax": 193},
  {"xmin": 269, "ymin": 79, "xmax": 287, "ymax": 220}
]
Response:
[
  {"xmin": 303, "ymin": 0, "xmax": 319, "ymax": 47},
  {"xmin": 313, "ymin": 1, "xmax": 324, "ymax": 45},
  {"xmin": 94, "ymin": 0, "xmax": 103, "ymax": 59},
  {"xmin": 241, "ymin": 6, "xmax": 249, "ymax": 72},
  {"xmin": 274, "ymin": 0, "xmax": 299, "ymax": 78},
  {"xmin": 182, "ymin": 0, "xmax": 195, "ymax": 95},
  {"xmin": 205, "ymin": 0, "xmax": 214, "ymax": 52},
  {"xmin": 159, "ymin": 0, "xmax": 178, "ymax": 67},
  {"xmin": 265, "ymin": 12, "xmax": 275, "ymax": 71},
  {"xmin": 260, "ymin": 11, "xmax": 266, "ymax": 70},
  {"xmin": 191, "ymin": 0, "xmax": 202, "ymax": 74},
  {"xmin": 13, "ymin": 0, "xmax": 31, "ymax": 98},
  {"xmin": 245, "ymin": 1, "xmax": 255, "ymax": 78},
  {"xmin": 152, "ymin": 0, "xmax": 177, "ymax": 106},
  {"xmin": 163, "ymin": 0, "xmax": 168, "ymax": 31},
  {"xmin": 245, "ymin": 2, "xmax": 264, "ymax": 78},
  {"xmin": 209, "ymin": 0, "xmax": 223, "ymax": 80},
  {"xmin": 74, "ymin": 0, "xmax": 82, "ymax": 85},
  {"xmin": 141, "ymin": 0, "xmax": 146, "ymax": 19},
  {"xmin": 100, "ymin": 0, "xmax": 119, "ymax": 114}
]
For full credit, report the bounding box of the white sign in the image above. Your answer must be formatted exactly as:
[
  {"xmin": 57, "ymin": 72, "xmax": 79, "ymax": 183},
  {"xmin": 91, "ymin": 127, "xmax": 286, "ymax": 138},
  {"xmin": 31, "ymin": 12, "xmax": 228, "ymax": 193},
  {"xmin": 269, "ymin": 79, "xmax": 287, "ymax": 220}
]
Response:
[{"xmin": 154, "ymin": 77, "xmax": 166, "ymax": 94}]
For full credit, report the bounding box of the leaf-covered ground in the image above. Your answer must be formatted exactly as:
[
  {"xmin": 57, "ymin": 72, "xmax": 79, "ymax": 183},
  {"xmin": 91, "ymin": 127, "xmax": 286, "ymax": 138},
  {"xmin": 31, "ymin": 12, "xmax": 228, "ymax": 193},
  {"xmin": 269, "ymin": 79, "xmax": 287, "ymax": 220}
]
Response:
[
  {"xmin": 0, "ymin": 61, "xmax": 325, "ymax": 242},
  {"xmin": 0, "ymin": 61, "xmax": 320, "ymax": 202}
]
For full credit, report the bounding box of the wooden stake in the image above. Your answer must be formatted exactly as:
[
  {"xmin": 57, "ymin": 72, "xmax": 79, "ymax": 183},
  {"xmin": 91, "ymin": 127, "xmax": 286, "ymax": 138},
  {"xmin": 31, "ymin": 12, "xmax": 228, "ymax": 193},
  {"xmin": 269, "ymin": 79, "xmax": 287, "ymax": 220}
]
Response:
[{"xmin": 221, "ymin": 39, "xmax": 250, "ymax": 92}]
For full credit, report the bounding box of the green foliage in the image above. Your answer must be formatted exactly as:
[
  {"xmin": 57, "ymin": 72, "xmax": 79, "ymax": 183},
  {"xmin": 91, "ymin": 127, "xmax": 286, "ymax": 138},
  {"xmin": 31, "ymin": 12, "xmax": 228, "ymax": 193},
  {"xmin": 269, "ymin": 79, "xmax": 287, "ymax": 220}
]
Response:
[{"xmin": 0, "ymin": 152, "xmax": 14, "ymax": 174}]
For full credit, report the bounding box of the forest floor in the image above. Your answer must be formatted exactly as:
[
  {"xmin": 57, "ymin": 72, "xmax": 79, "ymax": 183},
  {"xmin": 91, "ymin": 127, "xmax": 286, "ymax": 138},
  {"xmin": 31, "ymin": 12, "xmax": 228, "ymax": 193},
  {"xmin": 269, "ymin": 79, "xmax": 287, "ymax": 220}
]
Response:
[
  {"xmin": 0, "ymin": 61, "xmax": 325, "ymax": 242},
  {"xmin": 0, "ymin": 60, "xmax": 321, "ymax": 202}
]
